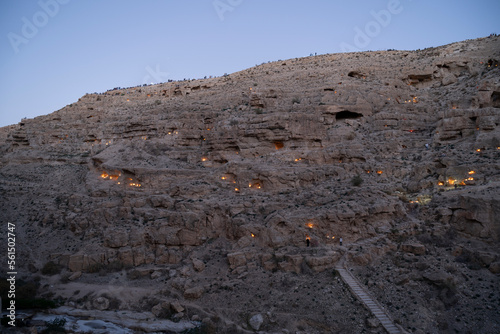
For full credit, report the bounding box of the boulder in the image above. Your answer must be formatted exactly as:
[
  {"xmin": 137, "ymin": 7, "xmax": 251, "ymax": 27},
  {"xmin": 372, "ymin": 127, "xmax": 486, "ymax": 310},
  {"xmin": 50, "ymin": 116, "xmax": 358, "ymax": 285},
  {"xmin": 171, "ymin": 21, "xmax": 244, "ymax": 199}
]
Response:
[
  {"xmin": 170, "ymin": 300, "xmax": 185, "ymax": 313},
  {"xmin": 227, "ymin": 252, "xmax": 247, "ymax": 269},
  {"xmin": 442, "ymin": 73, "xmax": 457, "ymax": 86},
  {"xmin": 192, "ymin": 259, "xmax": 205, "ymax": 272},
  {"xmin": 401, "ymin": 243, "xmax": 426, "ymax": 255},
  {"xmin": 249, "ymin": 314, "xmax": 264, "ymax": 331},
  {"xmin": 151, "ymin": 270, "xmax": 162, "ymax": 279},
  {"xmin": 93, "ymin": 297, "xmax": 110, "ymax": 311},
  {"xmin": 68, "ymin": 271, "xmax": 82, "ymax": 281},
  {"xmin": 423, "ymin": 270, "xmax": 452, "ymax": 286},
  {"xmin": 68, "ymin": 254, "xmax": 89, "ymax": 272},
  {"xmin": 366, "ymin": 317, "xmax": 380, "ymax": 328},
  {"xmin": 104, "ymin": 229, "xmax": 129, "ymax": 248},
  {"xmin": 184, "ymin": 286, "xmax": 205, "ymax": 300},
  {"xmin": 489, "ymin": 262, "xmax": 500, "ymax": 274}
]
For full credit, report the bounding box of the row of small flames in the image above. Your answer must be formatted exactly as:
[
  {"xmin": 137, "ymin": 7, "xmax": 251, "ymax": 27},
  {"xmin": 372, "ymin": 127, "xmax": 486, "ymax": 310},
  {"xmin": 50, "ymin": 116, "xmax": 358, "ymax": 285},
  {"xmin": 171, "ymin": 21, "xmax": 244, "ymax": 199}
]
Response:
[
  {"xmin": 249, "ymin": 222, "xmax": 336, "ymax": 241},
  {"xmin": 438, "ymin": 171, "xmax": 475, "ymax": 187},
  {"xmin": 100, "ymin": 172, "xmax": 141, "ymax": 188}
]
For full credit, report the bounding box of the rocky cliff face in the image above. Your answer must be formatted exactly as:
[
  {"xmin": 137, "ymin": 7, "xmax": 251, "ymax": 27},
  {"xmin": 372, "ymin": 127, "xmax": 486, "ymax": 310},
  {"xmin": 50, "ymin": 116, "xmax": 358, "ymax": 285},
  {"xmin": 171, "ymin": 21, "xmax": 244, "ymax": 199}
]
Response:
[{"xmin": 1, "ymin": 36, "xmax": 499, "ymax": 333}]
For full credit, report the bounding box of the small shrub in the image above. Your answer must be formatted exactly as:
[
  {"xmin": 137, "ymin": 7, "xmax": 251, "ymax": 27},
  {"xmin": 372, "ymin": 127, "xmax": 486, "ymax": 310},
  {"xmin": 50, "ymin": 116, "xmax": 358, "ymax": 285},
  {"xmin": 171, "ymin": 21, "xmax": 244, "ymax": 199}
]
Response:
[
  {"xmin": 42, "ymin": 317, "xmax": 67, "ymax": 333},
  {"xmin": 351, "ymin": 175, "xmax": 363, "ymax": 187},
  {"xmin": 41, "ymin": 262, "xmax": 62, "ymax": 276}
]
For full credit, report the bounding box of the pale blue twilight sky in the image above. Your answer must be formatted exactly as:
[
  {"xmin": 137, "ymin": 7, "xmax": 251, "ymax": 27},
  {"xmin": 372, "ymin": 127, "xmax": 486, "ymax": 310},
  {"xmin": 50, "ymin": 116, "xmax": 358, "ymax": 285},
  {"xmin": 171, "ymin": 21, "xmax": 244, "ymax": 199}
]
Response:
[{"xmin": 0, "ymin": 0, "xmax": 499, "ymax": 127}]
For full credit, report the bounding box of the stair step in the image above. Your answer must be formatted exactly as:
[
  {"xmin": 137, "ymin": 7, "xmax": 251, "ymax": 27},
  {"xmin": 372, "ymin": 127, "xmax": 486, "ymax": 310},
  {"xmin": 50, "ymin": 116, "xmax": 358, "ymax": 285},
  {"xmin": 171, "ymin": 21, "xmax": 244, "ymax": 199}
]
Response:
[{"xmin": 337, "ymin": 262, "xmax": 402, "ymax": 334}]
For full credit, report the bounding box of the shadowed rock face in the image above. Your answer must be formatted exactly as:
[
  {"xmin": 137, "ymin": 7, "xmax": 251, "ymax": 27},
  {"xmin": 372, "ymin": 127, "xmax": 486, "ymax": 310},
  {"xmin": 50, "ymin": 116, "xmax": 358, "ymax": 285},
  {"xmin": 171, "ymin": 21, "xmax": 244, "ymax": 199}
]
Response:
[{"xmin": 1, "ymin": 36, "xmax": 499, "ymax": 333}]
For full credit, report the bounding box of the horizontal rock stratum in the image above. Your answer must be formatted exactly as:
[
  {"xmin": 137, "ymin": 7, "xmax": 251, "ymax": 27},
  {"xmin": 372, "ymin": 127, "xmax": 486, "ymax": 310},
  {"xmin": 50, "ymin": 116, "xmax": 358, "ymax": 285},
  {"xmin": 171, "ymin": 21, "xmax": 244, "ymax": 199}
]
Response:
[{"xmin": 1, "ymin": 36, "xmax": 499, "ymax": 333}]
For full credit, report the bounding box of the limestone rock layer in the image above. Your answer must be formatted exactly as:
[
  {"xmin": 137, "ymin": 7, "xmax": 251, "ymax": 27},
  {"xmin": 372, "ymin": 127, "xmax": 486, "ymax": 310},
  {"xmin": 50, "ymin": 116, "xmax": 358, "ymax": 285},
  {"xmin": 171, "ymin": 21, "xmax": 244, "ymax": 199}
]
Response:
[{"xmin": 1, "ymin": 36, "xmax": 499, "ymax": 333}]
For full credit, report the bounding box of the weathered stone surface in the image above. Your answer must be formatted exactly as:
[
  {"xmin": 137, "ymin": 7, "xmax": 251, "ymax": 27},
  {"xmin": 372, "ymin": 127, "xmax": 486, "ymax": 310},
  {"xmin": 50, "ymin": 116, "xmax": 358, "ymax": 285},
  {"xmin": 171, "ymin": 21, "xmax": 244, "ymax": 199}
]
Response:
[
  {"xmin": 401, "ymin": 243, "xmax": 426, "ymax": 255},
  {"xmin": 104, "ymin": 229, "xmax": 129, "ymax": 248},
  {"xmin": 228, "ymin": 252, "xmax": 247, "ymax": 269},
  {"xmin": 68, "ymin": 254, "xmax": 89, "ymax": 272},
  {"xmin": 184, "ymin": 286, "xmax": 205, "ymax": 300}
]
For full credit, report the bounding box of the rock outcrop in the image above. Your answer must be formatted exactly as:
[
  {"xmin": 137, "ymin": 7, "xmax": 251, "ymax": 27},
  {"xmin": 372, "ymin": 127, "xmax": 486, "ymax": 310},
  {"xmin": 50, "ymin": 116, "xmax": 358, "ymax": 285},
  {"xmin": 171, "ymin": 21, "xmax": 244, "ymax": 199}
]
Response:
[{"xmin": 0, "ymin": 36, "xmax": 499, "ymax": 334}]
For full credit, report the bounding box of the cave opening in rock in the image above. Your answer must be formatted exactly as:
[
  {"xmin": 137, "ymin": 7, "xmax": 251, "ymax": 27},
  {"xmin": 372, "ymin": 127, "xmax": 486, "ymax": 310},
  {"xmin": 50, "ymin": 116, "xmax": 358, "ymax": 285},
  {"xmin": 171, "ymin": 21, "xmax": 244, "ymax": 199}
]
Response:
[{"xmin": 336, "ymin": 110, "xmax": 363, "ymax": 120}]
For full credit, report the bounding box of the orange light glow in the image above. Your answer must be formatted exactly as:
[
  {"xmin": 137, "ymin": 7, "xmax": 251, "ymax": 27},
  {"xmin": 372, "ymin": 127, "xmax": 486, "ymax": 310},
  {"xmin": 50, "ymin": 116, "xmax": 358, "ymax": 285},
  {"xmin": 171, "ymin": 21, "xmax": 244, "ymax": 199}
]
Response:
[
  {"xmin": 438, "ymin": 181, "xmax": 445, "ymax": 186},
  {"xmin": 251, "ymin": 233, "xmax": 255, "ymax": 238},
  {"xmin": 468, "ymin": 171, "xmax": 475, "ymax": 175},
  {"xmin": 235, "ymin": 188, "xmax": 239, "ymax": 192},
  {"xmin": 201, "ymin": 157, "xmax": 207, "ymax": 162},
  {"xmin": 295, "ymin": 158, "xmax": 302, "ymax": 162},
  {"xmin": 307, "ymin": 222, "xmax": 314, "ymax": 229},
  {"xmin": 448, "ymin": 178, "xmax": 457, "ymax": 185},
  {"xmin": 476, "ymin": 149, "xmax": 481, "ymax": 152},
  {"xmin": 221, "ymin": 176, "xmax": 226, "ymax": 180},
  {"xmin": 101, "ymin": 172, "xmax": 109, "ymax": 179},
  {"xmin": 376, "ymin": 171, "xmax": 383, "ymax": 175},
  {"xmin": 467, "ymin": 177, "xmax": 474, "ymax": 181},
  {"xmin": 306, "ymin": 235, "xmax": 311, "ymax": 240}
]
